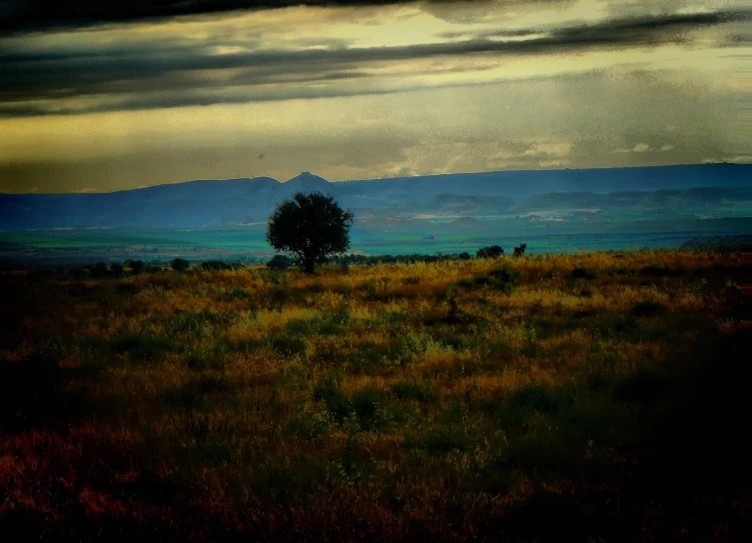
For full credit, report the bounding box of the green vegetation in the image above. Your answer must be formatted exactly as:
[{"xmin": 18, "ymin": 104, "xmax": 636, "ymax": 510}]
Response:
[
  {"xmin": 266, "ymin": 191, "xmax": 354, "ymax": 273},
  {"xmin": 0, "ymin": 249, "xmax": 749, "ymax": 541}
]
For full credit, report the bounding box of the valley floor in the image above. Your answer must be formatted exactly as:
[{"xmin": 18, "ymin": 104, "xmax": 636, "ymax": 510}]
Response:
[
  {"xmin": 0, "ymin": 251, "xmax": 750, "ymax": 541},
  {"xmin": 2, "ymin": 216, "xmax": 751, "ymax": 265}
]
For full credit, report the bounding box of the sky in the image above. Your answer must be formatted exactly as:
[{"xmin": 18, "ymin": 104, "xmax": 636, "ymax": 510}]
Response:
[{"xmin": 0, "ymin": 0, "xmax": 749, "ymax": 194}]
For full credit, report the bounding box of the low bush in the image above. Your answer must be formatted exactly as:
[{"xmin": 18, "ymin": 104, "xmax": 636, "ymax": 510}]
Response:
[
  {"xmin": 267, "ymin": 255, "xmax": 293, "ymax": 270},
  {"xmin": 410, "ymin": 426, "xmax": 471, "ymax": 454},
  {"xmin": 569, "ymin": 267, "xmax": 598, "ymax": 280},
  {"xmin": 112, "ymin": 333, "xmax": 176, "ymax": 361},
  {"xmin": 171, "ymin": 258, "xmax": 190, "ymax": 272},
  {"xmin": 476, "ymin": 245, "xmax": 504, "ymax": 259},
  {"xmin": 631, "ymin": 301, "xmax": 669, "ymax": 317},
  {"xmin": 391, "ymin": 381, "xmax": 437, "ymax": 403},
  {"xmin": 199, "ymin": 260, "xmax": 232, "ymax": 272},
  {"xmin": 223, "ymin": 287, "xmax": 252, "ymax": 302},
  {"xmin": 269, "ymin": 334, "xmax": 308, "ymax": 359}
]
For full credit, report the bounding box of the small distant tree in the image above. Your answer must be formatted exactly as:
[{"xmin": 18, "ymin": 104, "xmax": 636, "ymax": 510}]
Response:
[
  {"xmin": 130, "ymin": 260, "xmax": 144, "ymax": 275},
  {"xmin": 476, "ymin": 245, "xmax": 504, "ymax": 259},
  {"xmin": 513, "ymin": 244, "xmax": 527, "ymax": 258},
  {"xmin": 171, "ymin": 258, "xmax": 190, "ymax": 272},
  {"xmin": 266, "ymin": 191, "xmax": 354, "ymax": 273}
]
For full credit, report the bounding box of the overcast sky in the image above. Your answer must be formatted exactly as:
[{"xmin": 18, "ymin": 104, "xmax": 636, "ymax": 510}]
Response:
[{"xmin": 0, "ymin": 0, "xmax": 748, "ymax": 193}]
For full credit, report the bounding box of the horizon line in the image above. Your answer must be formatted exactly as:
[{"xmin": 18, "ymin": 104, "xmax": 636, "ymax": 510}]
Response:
[{"xmin": 1, "ymin": 161, "xmax": 746, "ymax": 196}]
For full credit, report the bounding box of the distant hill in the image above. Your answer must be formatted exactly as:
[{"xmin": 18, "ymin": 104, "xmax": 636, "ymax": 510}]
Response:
[
  {"xmin": 0, "ymin": 164, "xmax": 749, "ymax": 230},
  {"xmin": 513, "ymin": 187, "xmax": 752, "ymax": 213}
]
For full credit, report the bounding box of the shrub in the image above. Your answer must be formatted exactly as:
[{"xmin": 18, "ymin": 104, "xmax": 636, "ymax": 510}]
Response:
[
  {"xmin": 399, "ymin": 334, "xmax": 425, "ymax": 362},
  {"xmin": 267, "ymin": 255, "xmax": 293, "ymax": 270},
  {"xmin": 112, "ymin": 333, "xmax": 175, "ymax": 361},
  {"xmin": 165, "ymin": 311, "xmax": 218, "ymax": 339},
  {"xmin": 350, "ymin": 387, "xmax": 385, "ymax": 430},
  {"xmin": 265, "ymin": 286, "xmax": 306, "ymax": 310},
  {"xmin": 476, "ymin": 245, "xmax": 504, "ymax": 259},
  {"xmin": 513, "ymin": 244, "xmax": 527, "ymax": 257},
  {"xmin": 90, "ymin": 262, "xmax": 109, "ymax": 278},
  {"xmin": 285, "ymin": 403, "xmax": 329, "ymax": 441},
  {"xmin": 263, "ymin": 270, "xmax": 286, "ymax": 285},
  {"xmin": 569, "ymin": 267, "xmax": 598, "ymax": 280},
  {"xmin": 313, "ymin": 374, "xmax": 351, "ymax": 422},
  {"xmin": 285, "ymin": 318, "xmax": 319, "ymax": 337},
  {"xmin": 200, "ymin": 260, "xmax": 231, "ymax": 272},
  {"xmin": 435, "ymin": 330, "xmax": 468, "ymax": 350},
  {"xmin": 183, "ymin": 353, "xmax": 227, "ymax": 371},
  {"xmin": 412, "ymin": 426, "xmax": 470, "ymax": 453},
  {"xmin": 631, "ymin": 301, "xmax": 669, "ymax": 317},
  {"xmin": 171, "ymin": 258, "xmax": 190, "ymax": 272},
  {"xmin": 324, "ymin": 307, "xmax": 351, "ymax": 326},
  {"xmin": 392, "ymin": 381, "xmax": 436, "ymax": 403},
  {"xmin": 110, "ymin": 263, "xmax": 124, "ymax": 278},
  {"xmin": 269, "ymin": 334, "xmax": 308, "ymax": 359},
  {"xmin": 350, "ymin": 343, "xmax": 390, "ymax": 370},
  {"xmin": 128, "ymin": 260, "xmax": 145, "ymax": 274},
  {"xmin": 505, "ymin": 384, "xmax": 561, "ymax": 420},
  {"xmin": 115, "ymin": 281, "xmax": 141, "ymax": 295},
  {"xmin": 232, "ymin": 338, "xmax": 265, "ymax": 355},
  {"xmin": 489, "ymin": 265, "xmax": 520, "ymax": 292},
  {"xmin": 454, "ymin": 265, "xmax": 519, "ymax": 294},
  {"xmin": 357, "ymin": 278, "xmax": 378, "ymax": 297},
  {"xmin": 223, "ymin": 287, "xmax": 252, "ymax": 302}
]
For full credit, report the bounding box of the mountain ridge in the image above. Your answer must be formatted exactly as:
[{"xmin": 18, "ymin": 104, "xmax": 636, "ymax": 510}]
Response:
[{"xmin": 1, "ymin": 164, "xmax": 749, "ymax": 230}]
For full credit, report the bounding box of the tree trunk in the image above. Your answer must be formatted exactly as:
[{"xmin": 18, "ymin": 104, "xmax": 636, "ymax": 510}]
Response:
[{"xmin": 303, "ymin": 258, "xmax": 315, "ymax": 274}]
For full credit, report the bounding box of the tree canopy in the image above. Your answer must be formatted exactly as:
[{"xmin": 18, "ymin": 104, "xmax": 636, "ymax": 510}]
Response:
[
  {"xmin": 476, "ymin": 245, "xmax": 504, "ymax": 259},
  {"xmin": 266, "ymin": 191, "xmax": 354, "ymax": 273}
]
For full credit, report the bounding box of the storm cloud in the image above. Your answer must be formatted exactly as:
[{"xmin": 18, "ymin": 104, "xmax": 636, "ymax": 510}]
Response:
[
  {"xmin": 0, "ymin": 1, "xmax": 421, "ymax": 34},
  {"xmin": 0, "ymin": 0, "xmax": 748, "ymax": 192},
  {"xmin": 0, "ymin": 8, "xmax": 745, "ymax": 116}
]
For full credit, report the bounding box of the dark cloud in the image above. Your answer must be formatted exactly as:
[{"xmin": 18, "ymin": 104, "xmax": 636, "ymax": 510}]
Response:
[
  {"xmin": 0, "ymin": 9, "xmax": 745, "ymax": 116},
  {"xmin": 0, "ymin": 1, "xmax": 420, "ymax": 35},
  {"xmin": 441, "ymin": 11, "xmax": 747, "ymax": 42}
]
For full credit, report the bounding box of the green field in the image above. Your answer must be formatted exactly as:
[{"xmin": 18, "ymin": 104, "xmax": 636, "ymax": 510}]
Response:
[{"xmin": 3, "ymin": 216, "xmax": 751, "ymax": 264}]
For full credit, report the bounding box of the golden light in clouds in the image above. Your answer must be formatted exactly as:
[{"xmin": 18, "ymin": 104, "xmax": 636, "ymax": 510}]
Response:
[{"xmin": 0, "ymin": 0, "xmax": 748, "ymax": 193}]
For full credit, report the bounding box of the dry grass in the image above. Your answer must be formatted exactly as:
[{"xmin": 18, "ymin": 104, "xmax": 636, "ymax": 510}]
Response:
[{"xmin": 0, "ymin": 250, "xmax": 750, "ymax": 541}]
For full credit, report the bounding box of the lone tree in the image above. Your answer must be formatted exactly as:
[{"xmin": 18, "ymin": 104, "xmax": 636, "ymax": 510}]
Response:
[
  {"xmin": 266, "ymin": 191, "xmax": 354, "ymax": 273},
  {"xmin": 513, "ymin": 243, "xmax": 527, "ymax": 258}
]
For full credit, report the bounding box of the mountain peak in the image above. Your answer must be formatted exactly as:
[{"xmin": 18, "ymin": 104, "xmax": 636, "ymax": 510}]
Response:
[{"xmin": 284, "ymin": 171, "xmax": 331, "ymax": 190}]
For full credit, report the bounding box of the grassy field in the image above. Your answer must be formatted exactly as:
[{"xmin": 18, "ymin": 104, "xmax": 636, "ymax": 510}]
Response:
[
  {"xmin": 1, "ymin": 251, "xmax": 750, "ymax": 541},
  {"xmin": 3, "ymin": 216, "xmax": 752, "ymax": 264}
]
